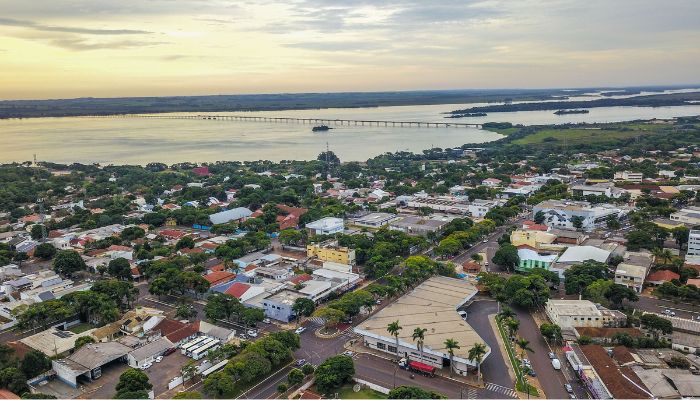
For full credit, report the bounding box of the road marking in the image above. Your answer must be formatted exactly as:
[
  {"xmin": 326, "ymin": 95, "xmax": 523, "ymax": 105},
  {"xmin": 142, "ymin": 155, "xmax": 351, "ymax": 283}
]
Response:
[
  {"xmin": 467, "ymin": 388, "xmax": 478, "ymax": 399},
  {"xmin": 485, "ymin": 382, "xmax": 517, "ymax": 398},
  {"xmin": 656, "ymin": 305, "xmax": 700, "ymax": 315}
]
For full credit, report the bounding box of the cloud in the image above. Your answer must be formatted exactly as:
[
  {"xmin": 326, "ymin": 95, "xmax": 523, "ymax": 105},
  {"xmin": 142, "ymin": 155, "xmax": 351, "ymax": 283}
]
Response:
[
  {"xmin": 49, "ymin": 38, "xmax": 167, "ymax": 51},
  {"xmin": 0, "ymin": 17, "xmax": 152, "ymax": 35},
  {"xmin": 284, "ymin": 40, "xmax": 387, "ymax": 52}
]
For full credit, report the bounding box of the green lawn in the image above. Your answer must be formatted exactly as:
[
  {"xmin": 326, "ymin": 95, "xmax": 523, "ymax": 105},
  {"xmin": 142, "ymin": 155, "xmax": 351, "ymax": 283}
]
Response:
[
  {"xmin": 68, "ymin": 323, "xmax": 94, "ymax": 334},
  {"xmin": 336, "ymin": 385, "xmax": 387, "ymax": 399},
  {"xmin": 484, "ymin": 127, "xmax": 520, "ymax": 136},
  {"xmin": 495, "ymin": 318, "xmax": 539, "ymax": 397},
  {"xmin": 511, "ymin": 123, "xmax": 665, "ymax": 145}
]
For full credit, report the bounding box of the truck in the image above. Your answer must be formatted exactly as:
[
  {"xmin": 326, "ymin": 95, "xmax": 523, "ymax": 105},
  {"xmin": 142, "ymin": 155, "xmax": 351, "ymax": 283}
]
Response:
[
  {"xmin": 398, "ymin": 358, "xmax": 436, "ymax": 376},
  {"xmin": 552, "ymin": 358, "xmax": 561, "ymax": 370}
]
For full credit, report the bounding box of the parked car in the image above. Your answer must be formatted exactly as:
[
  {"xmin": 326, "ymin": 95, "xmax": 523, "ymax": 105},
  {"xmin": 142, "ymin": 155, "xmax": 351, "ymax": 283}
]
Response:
[
  {"xmin": 296, "ymin": 359, "xmax": 307, "ymax": 367},
  {"xmin": 548, "ymin": 352, "xmax": 556, "ymax": 359},
  {"xmin": 565, "ymin": 384, "xmax": 573, "ymax": 393},
  {"xmin": 376, "ymin": 299, "xmax": 382, "ymax": 305},
  {"xmin": 343, "ymin": 351, "xmax": 354, "ymax": 357},
  {"xmin": 141, "ymin": 362, "xmax": 153, "ymax": 370},
  {"xmin": 262, "ymin": 318, "xmax": 271, "ymax": 324},
  {"xmin": 295, "ymin": 326, "xmax": 306, "ymax": 334},
  {"xmin": 527, "ymin": 368, "xmax": 537, "ymax": 377},
  {"xmin": 155, "ymin": 356, "xmax": 163, "ymax": 363},
  {"xmin": 247, "ymin": 330, "xmax": 258, "ymax": 338},
  {"xmin": 163, "ymin": 348, "xmax": 176, "ymax": 356}
]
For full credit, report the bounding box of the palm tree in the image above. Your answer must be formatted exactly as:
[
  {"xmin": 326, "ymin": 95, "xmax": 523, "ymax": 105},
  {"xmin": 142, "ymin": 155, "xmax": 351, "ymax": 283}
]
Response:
[
  {"xmin": 468, "ymin": 343, "xmax": 487, "ymax": 381},
  {"xmin": 387, "ymin": 321, "xmax": 402, "ymax": 361},
  {"xmin": 444, "ymin": 339, "xmax": 460, "ymax": 377},
  {"xmin": 506, "ymin": 318, "xmax": 520, "ymax": 338},
  {"xmin": 498, "ymin": 306, "xmax": 515, "ymax": 321},
  {"xmin": 412, "ymin": 327, "xmax": 427, "ymax": 363},
  {"xmin": 516, "ymin": 338, "xmax": 534, "ymax": 360}
]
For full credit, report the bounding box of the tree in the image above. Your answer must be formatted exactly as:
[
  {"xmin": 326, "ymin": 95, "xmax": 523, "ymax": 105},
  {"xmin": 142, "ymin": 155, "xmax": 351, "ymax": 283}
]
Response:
[
  {"xmin": 276, "ymin": 383, "xmax": 288, "ymax": 394},
  {"xmin": 30, "ymin": 224, "xmax": 46, "ymax": 241},
  {"xmin": 605, "ymin": 284, "xmax": 639, "ymax": 308},
  {"xmin": 516, "ymin": 338, "xmax": 533, "ymax": 359},
  {"xmin": 493, "ymin": 244, "xmax": 519, "ymax": 271},
  {"xmin": 467, "ymin": 343, "xmax": 487, "ymax": 381},
  {"xmin": 505, "ymin": 318, "xmax": 520, "ymax": 338},
  {"xmin": 312, "ymin": 307, "xmax": 345, "ymax": 333},
  {"xmin": 539, "ymin": 323, "xmax": 562, "ymax": 344},
  {"xmin": 52, "ymin": 250, "xmax": 86, "ymax": 276},
  {"xmin": 667, "ymin": 356, "xmax": 691, "ymax": 369},
  {"xmin": 202, "ymin": 371, "xmax": 236, "ymax": 399},
  {"xmin": 317, "ymin": 151, "xmax": 340, "ymax": 166},
  {"xmin": 287, "ymin": 368, "xmax": 304, "ymax": 387},
  {"xmin": 412, "ymin": 327, "xmax": 427, "ymax": 364},
  {"xmin": 640, "ymin": 314, "xmax": 673, "ymax": 340},
  {"xmin": 176, "ymin": 236, "xmax": 195, "ymax": 250},
  {"xmin": 292, "ymin": 298, "xmax": 315, "ymax": 325},
  {"xmin": 34, "ymin": 243, "xmax": 56, "ymax": 259},
  {"xmin": 387, "ymin": 320, "xmax": 403, "ymax": 361},
  {"xmin": 534, "ymin": 211, "xmax": 545, "ymax": 225},
  {"xmin": 114, "ymin": 368, "xmax": 152, "ymax": 399},
  {"xmin": 204, "ymin": 293, "xmax": 242, "ymax": 321},
  {"xmin": 74, "ymin": 336, "xmax": 95, "ymax": 350},
  {"xmin": 387, "ymin": 386, "xmax": 446, "ymax": 399},
  {"xmin": 564, "ymin": 261, "xmax": 608, "ymax": 296},
  {"xmin": 279, "ymin": 229, "xmax": 303, "ymax": 246},
  {"xmin": 571, "ymin": 216, "xmax": 585, "ymax": 230},
  {"xmin": 444, "ymin": 339, "xmax": 460, "ymax": 377},
  {"xmin": 606, "ymin": 215, "xmax": 621, "ymax": 230},
  {"xmin": 0, "ymin": 367, "xmax": 28, "ymax": 395},
  {"xmin": 172, "ymin": 392, "xmax": 202, "ymax": 399},
  {"xmin": 108, "ymin": 258, "xmax": 132, "ymax": 280},
  {"xmin": 20, "ymin": 351, "xmax": 51, "ymax": 378},
  {"xmin": 314, "ymin": 355, "xmax": 354, "ymax": 394}
]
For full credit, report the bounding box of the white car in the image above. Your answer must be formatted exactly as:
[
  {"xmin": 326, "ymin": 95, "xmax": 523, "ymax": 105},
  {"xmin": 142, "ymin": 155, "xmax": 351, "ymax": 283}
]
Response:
[
  {"xmin": 343, "ymin": 351, "xmax": 354, "ymax": 357},
  {"xmin": 155, "ymin": 356, "xmax": 163, "ymax": 363},
  {"xmin": 295, "ymin": 327, "xmax": 306, "ymax": 334},
  {"xmin": 141, "ymin": 362, "xmax": 153, "ymax": 370},
  {"xmin": 247, "ymin": 330, "xmax": 258, "ymax": 338},
  {"xmin": 262, "ymin": 318, "xmax": 271, "ymax": 324}
]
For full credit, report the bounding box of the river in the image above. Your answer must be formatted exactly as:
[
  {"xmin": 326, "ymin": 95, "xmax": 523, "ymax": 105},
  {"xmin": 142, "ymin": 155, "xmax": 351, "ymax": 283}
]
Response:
[{"xmin": 2, "ymin": 99, "xmax": 700, "ymax": 165}]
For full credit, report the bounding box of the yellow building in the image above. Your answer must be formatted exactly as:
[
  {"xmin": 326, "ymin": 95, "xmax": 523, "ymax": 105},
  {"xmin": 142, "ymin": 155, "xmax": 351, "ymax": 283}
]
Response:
[
  {"xmin": 510, "ymin": 229, "xmax": 557, "ymax": 249},
  {"xmin": 307, "ymin": 243, "xmax": 356, "ymax": 265}
]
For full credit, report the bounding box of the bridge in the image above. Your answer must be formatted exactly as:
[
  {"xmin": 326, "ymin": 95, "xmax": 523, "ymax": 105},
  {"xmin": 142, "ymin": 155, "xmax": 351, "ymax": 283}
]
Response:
[{"xmin": 89, "ymin": 114, "xmax": 482, "ymax": 128}]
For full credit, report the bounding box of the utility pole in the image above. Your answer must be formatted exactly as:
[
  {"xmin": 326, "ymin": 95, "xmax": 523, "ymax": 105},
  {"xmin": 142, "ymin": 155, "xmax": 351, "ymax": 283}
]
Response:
[{"xmin": 37, "ymin": 197, "xmax": 47, "ymax": 243}]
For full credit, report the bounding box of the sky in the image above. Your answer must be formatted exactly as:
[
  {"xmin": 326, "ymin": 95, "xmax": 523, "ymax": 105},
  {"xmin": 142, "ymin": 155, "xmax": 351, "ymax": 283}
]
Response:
[{"xmin": 1, "ymin": 0, "xmax": 699, "ymax": 100}]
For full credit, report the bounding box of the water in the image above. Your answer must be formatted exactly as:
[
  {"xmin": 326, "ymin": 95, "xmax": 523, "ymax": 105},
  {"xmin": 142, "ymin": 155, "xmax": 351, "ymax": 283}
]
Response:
[{"xmin": 2, "ymin": 99, "xmax": 700, "ymax": 165}]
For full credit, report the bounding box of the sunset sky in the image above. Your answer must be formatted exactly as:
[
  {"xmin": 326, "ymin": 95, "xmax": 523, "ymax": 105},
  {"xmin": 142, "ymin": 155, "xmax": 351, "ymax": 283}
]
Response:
[{"xmin": 1, "ymin": 0, "xmax": 699, "ymax": 100}]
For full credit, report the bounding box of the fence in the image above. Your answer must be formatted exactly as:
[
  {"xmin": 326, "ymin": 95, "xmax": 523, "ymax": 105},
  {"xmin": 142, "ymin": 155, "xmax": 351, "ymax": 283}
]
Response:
[{"xmin": 353, "ymin": 378, "xmax": 390, "ymax": 394}]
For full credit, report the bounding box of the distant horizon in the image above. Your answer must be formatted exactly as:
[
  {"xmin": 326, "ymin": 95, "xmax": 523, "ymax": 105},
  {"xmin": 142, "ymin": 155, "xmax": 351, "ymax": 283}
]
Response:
[{"xmin": 3, "ymin": 83, "xmax": 700, "ymax": 103}]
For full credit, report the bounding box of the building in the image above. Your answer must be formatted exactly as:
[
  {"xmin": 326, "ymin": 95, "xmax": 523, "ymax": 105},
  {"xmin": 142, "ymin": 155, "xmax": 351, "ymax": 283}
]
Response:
[
  {"xmin": 510, "ymin": 229, "xmax": 557, "ymax": 250},
  {"xmin": 208, "ymin": 207, "xmax": 253, "ymax": 225},
  {"xmin": 351, "ymin": 212, "xmax": 398, "ymax": 228},
  {"xmin": 687, "ymin": 230, "xmax": 700, "ymax": 261},
  {"xmin": 533, "ymin": 200, "xmax": 628, "ymax": 231},
  {"xmin": 614, "ymin": 252, "xmax": 653, "ymax": 293},
  {"xmin": 126, "ymin": 337, "xmax": 173, "ymax": 368},
  {"xmin": 545, "ymin": 300, "xmax": 627, "ymax": 329},
  {"xmin": 306, "ymin": 242, "xmax": 356, "ymax": 265},
  {"xmin": 468, "ymin": 199, "xmax": 501, "ymax": 218},
  {"xmin": 645, "ymin": 269, "xmax": 680, "ymax": 286},
  {"xmin": 516, "ymin": 248, "xmax": 558, "ymax": 272},
  {"xmin": 261, "ymin": 289, "xmax": 307, "ymax": 322},
  {"xmin": 388, "ymin": 215, "xmax": 450, "ymax": 237},
  {"xmin": 405, "ymin": 196, "xmax": 470, "ymax": 215},
  {"xmin": 481, "ymin": 178, "xmax": 502, "ymax": 187},
  {"xmin": 354, "ymin": 276, "xmax": 489, "ymax": 376},
  {"xmin": 21, "ymin": 327, "xmax": 97, "ymax": 358},
  {"xmin": 305, "ymin": 217, "xmax": 344, "ymax": 235},
  {"xmin": 631, "ymin": 367, "xmax": 700, "ymax": 399},
  {"xmin": 670, "ymin": 207, "xmax": 700, "ymax": 226},
  {"xmin": 571, "ymin": 182, "xmax": 626, "ymax": 199},
  {"xmin": 52, "ymin": 342, "xmax": 132, "ymax": 388},
  {"xmin": 614, "ymin": 171, "xmax": 643, "ymax": 183},
  {"xmin": 577, "ymin": 345, "xmax": 651, "ymax": 399}
]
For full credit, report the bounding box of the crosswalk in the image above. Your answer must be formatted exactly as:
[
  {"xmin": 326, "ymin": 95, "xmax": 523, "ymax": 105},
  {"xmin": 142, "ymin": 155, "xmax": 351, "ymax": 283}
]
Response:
[
  {"xmin": 467, "ymin": 388, "xmax": 478, "ymax": 399},
  {"xmin": 485, "ymin": 382, "xmax": 517, "ymax": 398}
]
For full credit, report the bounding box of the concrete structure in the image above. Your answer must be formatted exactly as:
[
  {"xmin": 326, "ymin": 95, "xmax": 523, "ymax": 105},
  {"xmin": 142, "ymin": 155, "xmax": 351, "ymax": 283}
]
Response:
[
  {"xmin": 533, "ymin": 200, "xmax": 628, "ymax": 231},
  {"xmin": 516, "ymin": 248, "xmax": 558, "ymax": 272},
  {"xmin": 670, "ymin": 207, "xmax": 700, "ymax": 226},
  {"xmin": 545, "ymin": 300, "xmax": 627, "ymax": 329},
  {"xmin": 208, "ymin": 207, "xmax": 253, "ymax": 225},
  {"xmin": 614, "ymin": 251, "xmax": 653, "ymax": 293},
  {"xmin": 687, "ymin": 229, "xmax": 700, "ymax": 259},
  {"xmin": 405, "ymin": 196, "xmax": 470, "ymax": 215},
  {"xmin": 510, "ymin": 229, "xmax": 557, "ymax": 250},
  {"xmin": 614, "ymin": 171, "xmax": 643, "ymax": 183},
  {"xmin": 305, "ymin": 217, "xmax": 344, "ymax": 235},
  {"xmin": 127, "ymin": 337, "xmax": 173, "ymax": 368},
  {"xmin": 21, "ymin": 327, "xmax": 97, "ymax": 358},
  {"xmin": 351, "ymin": 213, "xmax": 398, "ymax": 228},
  {"xmin": 388, "ymin": 215, "xmax": 450, "ymax": 237},
  {"xmin": 571, "ymin": 182, "xmax": 625, "ymax": 199},
  {"xmin": 52, "ymin": 342, "xmax": 132, "ymax": 388},
  {"xmin": 468, "ymin": 199, "xmax": 502, "ymax": 218},
  {"xmin": 306, "ymin": 242, "xmax": 356, "ymax": 265},
  {"xmin": 261, "ymin": 289, "xmax": 307, "ymax": 322},
  {"xmin": 354, "ymin": 276, "xmax": 489, "ymax": 376},
  {"xmin": 632, "ymin": 367, "xmax": 700, "ymax": 399}
]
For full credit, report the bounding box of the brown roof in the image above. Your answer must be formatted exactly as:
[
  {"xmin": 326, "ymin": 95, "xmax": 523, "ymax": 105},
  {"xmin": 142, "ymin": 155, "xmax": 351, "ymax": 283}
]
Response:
[
  {"xmin": 166, "ymin": 322, "xmax": 199, "ymax": 344},
  {"xmin": 580, "ymin": 345, "xmax": 650, "ymax": 399},
  {"xmin": 612, "ymin": 346, "xmax": 636, "ymax": 365},
  {"xmin": 576, "ymin": 327, "xmax": 642, "ymax": 339},
  {"xmin": 153, "ymin": 318, "xmax": 187, "ymax": 337},
  {"xmin": 0, "ymin": 389, "xmax": 19, "ymax": 399},
  {"xmin": 646, "ymin": 269, "xmax": 680, "ymax": 282}
]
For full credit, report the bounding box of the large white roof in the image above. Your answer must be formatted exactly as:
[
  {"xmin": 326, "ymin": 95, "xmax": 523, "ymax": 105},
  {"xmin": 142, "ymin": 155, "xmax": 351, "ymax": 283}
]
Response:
[{"xmin": 557, "ymin": 245, "xmax": 610, "ymax": 263}]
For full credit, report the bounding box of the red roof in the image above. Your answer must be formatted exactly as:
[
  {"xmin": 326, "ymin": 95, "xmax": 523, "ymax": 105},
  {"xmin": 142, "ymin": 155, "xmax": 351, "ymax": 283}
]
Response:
[
  {"xmin": 204, "ymin": 271, "xmax": 236, "ymax": 286},
  {"xmin": 165, "ymin": 323, "xmax": 198, "ymax": 344},
  {"xmin": 646, "ymin": 269, "xmax": 680, "ymax": 282},
  {"xmin": 580, "ymin": 345, "xmax": 650, "ymax": 399},
  {"xmin": 179, "ymin": 247, "xmax": 204, "ymax": 254},
  {"xmin": 290, "ymin": 274, "xmax": 312, "ymax": 285},
  {"xmin": 201, "ymin": 243, "xmax": 219, "ymax": 250},
  {"xmin": 686, "ymin": 278, "xmax": 700, "ymax": 288},
  {"xmin": 160, "ymin": 229, "xmax": 186, "ymax": 239},
  {"xmin": 193, "ymin": 166, "xmax": 210, "ymax": 176},
  {"xmin": 224, "ymin": 282, "xmax": 250, "ymax": 298},
  {"xmin": 0, "ymin": 389, "xmax": 19, "ymax": 399},
  {"xmin": 516, "ymin": 244, "xmax": 538, "ymax": 251},
  {"xmin": 209, "ymin": 263, "xmax": 225, "ymax": 272},
  {"xmin": 108, "ymin": 245, "xmax": 132, "ymax": 252},
  {"xmin": 154, "ymin": 318, "xmax": 187, "ymax": 337},
  {"xmin": 522, "ymin": 221, "xmax": 548, "ymax": 231}
]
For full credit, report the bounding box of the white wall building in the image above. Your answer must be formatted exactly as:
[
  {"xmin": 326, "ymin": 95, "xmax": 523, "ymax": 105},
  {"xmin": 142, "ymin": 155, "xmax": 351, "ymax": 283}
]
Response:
[{"xmin": 305, "ymin": 217, "xmax": 344, "ymax": 235}]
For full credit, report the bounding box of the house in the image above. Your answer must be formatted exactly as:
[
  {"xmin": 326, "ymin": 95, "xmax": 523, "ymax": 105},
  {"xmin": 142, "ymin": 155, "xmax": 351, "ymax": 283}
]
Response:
[
  {"xmin": 614, "ymin": 251, "xmax": 653, "ymax": 293},
  {"xmin": 545, "ymin": 300, "xmax": 627, "ymax": 329},
  {"xmin": 510, "ymin": 229, "xmax": 557, "ymax": 250},
  {"xmin": 209, "ymin": 207, "xmax": 253, "ymax": 225},
  {"xmin": 127, "ymin": 337, "xmax": 173, "ymax": 368},
  {"xmin": 306, "ymin": 242, "xmax": 356, "ymax": 265},
  {"xmin": 305, "ymin": 217, "xmax": 344, "ymax": 235},
  {"xmin": 204, "ymin": 271, "xmax": 237, "ymax": 287},
  {"xmin": 645, "ymin": 270, "xmax": 680, "ymax": 286},
  {"xmin": 516, "ymin": 247, "xmax": 558, "ymax": 272},
  {"xmin": 481, "ymin": 178, "xmax": 502, "ymax": 187}
]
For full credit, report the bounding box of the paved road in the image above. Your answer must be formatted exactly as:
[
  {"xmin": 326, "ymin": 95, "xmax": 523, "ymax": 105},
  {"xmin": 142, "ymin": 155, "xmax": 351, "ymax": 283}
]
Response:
[
  {"xmin": 463, "ymin": 300, "xmax": 513, "ymax": 388},
  {"xmin": 451, "ymin": 216, "xmax": 527, "ymax": 270},
  {"xmin": 513, "ymin": 307, "xmax": 587, "ymax": 399},
  {"xmin": 634, "ymin": 296, "xmax": 700, "ymax": 320}
]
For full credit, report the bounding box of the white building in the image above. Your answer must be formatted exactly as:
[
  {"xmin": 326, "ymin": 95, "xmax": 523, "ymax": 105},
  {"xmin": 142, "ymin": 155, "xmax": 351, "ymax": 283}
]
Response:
[
  {"xmin": 671, "ymin": 208, "xmax": 700, "ymax": 227},
  {"xmin": 533, "ymin": 200, "xmax": 628, "ymax": 231},
  {"xmin": 614, "ymin": 251, "xmax": 653, "ymax": 293},
  {"xmin": 570, "ymin": 183, "xmax": 626, "ymax": 199},
  {"xmin": 614, "ymin": 171, "xmax": 643, "ymax": 183},
  {"xmin": 468, "ymin": 199, "xmax": 502, "ymax": 218},
  {"xmin": 545, "ymin": 300, "xmax": 626, "ymax": 329},
  {"xmin": 687, "ymin": 229, "xmax": 700, "ymax": 264},
  {"xmin": 305, "ymin": 217, "xmax": 344, "ymax": 235}
]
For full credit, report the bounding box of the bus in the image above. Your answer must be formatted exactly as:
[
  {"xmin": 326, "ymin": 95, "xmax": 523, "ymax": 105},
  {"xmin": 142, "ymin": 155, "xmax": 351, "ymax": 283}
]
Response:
[
  {"xmin": 191, "ymin": 340, "xmax": 220, "ymax": 360},
  {"xmin": 201, "ymin": 360, "xmax": 228, "ymax": 377},
  {"xmin": 180, "ymin": 337, "xmax": 208, "ymax": 355},
  {"xmin": 186, "ymin": 337, "xmax": 214, "ymax": 357}
]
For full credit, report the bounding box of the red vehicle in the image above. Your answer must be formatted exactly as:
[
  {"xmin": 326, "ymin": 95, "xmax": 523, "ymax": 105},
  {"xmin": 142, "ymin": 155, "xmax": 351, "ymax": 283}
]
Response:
[{"xmin": 399, "ymin": 358, "xmax": 436, "ymax": 376}]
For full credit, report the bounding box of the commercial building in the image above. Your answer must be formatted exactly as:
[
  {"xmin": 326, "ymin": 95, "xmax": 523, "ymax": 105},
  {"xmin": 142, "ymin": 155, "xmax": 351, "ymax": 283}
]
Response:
[
  {"xmin": 571, "ymin": 182, "xmax": 626, "ymax": 199},
  {"xmin": 670, "ymin": 207, "xmax": 700, "ymax": 226},
  {"xmin": 208, "ymin": 207, "xmax": 253, "ymax": 225},
  {"xmin": 516, "ymin": 248, "xmax": 558, "ymax": 272},
  {"xmin": 687, "ymin": 230, "xmax": 700, "ymax": 260},
  {"xmin": 261, "ymin": 289, "xmax": 307, "ymax": 322},
  {"xmin": 305, "ymin": 217, "xmax": 344, "ymax": 235},
  {"xmin": 306, "ymin": 242, "xmax": 356, "ymax": 265},
  {"xmin": 351, "ymin": 212, "xmax": 398, "ymax": 228},
  {"xmin": 614, "ymin": 171, "xmax": 643, "ymax": 183},
  {"xmin": 614, "ymin": 251, "xmax": 653, "ymax": 293},
  {"xmin": 510, "ymin": 229, "xmax": 557, "ymax": 250},
  {"xmin": 468, "ymin": 199, "xmax": 502, "ymax": 218},
  {"xmin": 52, "ymin": 342, "xmax": 132, "ymax": 388},
  {"xmin": 354, "ymin": 276, "xmax": 489, "ymax": 376},
  {"xmin": 532, "ymin": 200, "xmax": 628, "ymax": 231},
  {"xmin": 388, "ymin": 215, "xmax": 450, "ymax": 237},
  {"xmin": 405, "ymin": 196, "xmax": 470, "ymax": 215},
  {"xmin": 126, "ymin": 337, "xmax": 173, "ymax": 368},
  {"xmin": 545, "ymin": 300, "xmax": 627, "ymax": 329}
]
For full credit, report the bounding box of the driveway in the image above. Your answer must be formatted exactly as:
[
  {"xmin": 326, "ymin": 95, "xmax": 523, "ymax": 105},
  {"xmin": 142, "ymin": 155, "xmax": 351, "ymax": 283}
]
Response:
[{"xmin": 463, "ymin": 300, "xmax": 512, "ymax": 388}]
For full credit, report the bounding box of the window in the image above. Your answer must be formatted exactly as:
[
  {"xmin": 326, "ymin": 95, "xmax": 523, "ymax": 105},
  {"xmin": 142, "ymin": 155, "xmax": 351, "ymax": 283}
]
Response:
[
  {"xmin": 377, "ymin": 343, "xmax": 386, "ymax": 350},
  {"xmin": 388, "ymin": 345, "xmax": 397, "ymax": 353}
]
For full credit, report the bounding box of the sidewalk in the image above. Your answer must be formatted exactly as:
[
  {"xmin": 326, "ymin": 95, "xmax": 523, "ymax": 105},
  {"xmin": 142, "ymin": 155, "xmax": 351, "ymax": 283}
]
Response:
[{"xmin": 344, "ymin": 339, "xmax": 484, "ymax": 388}]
